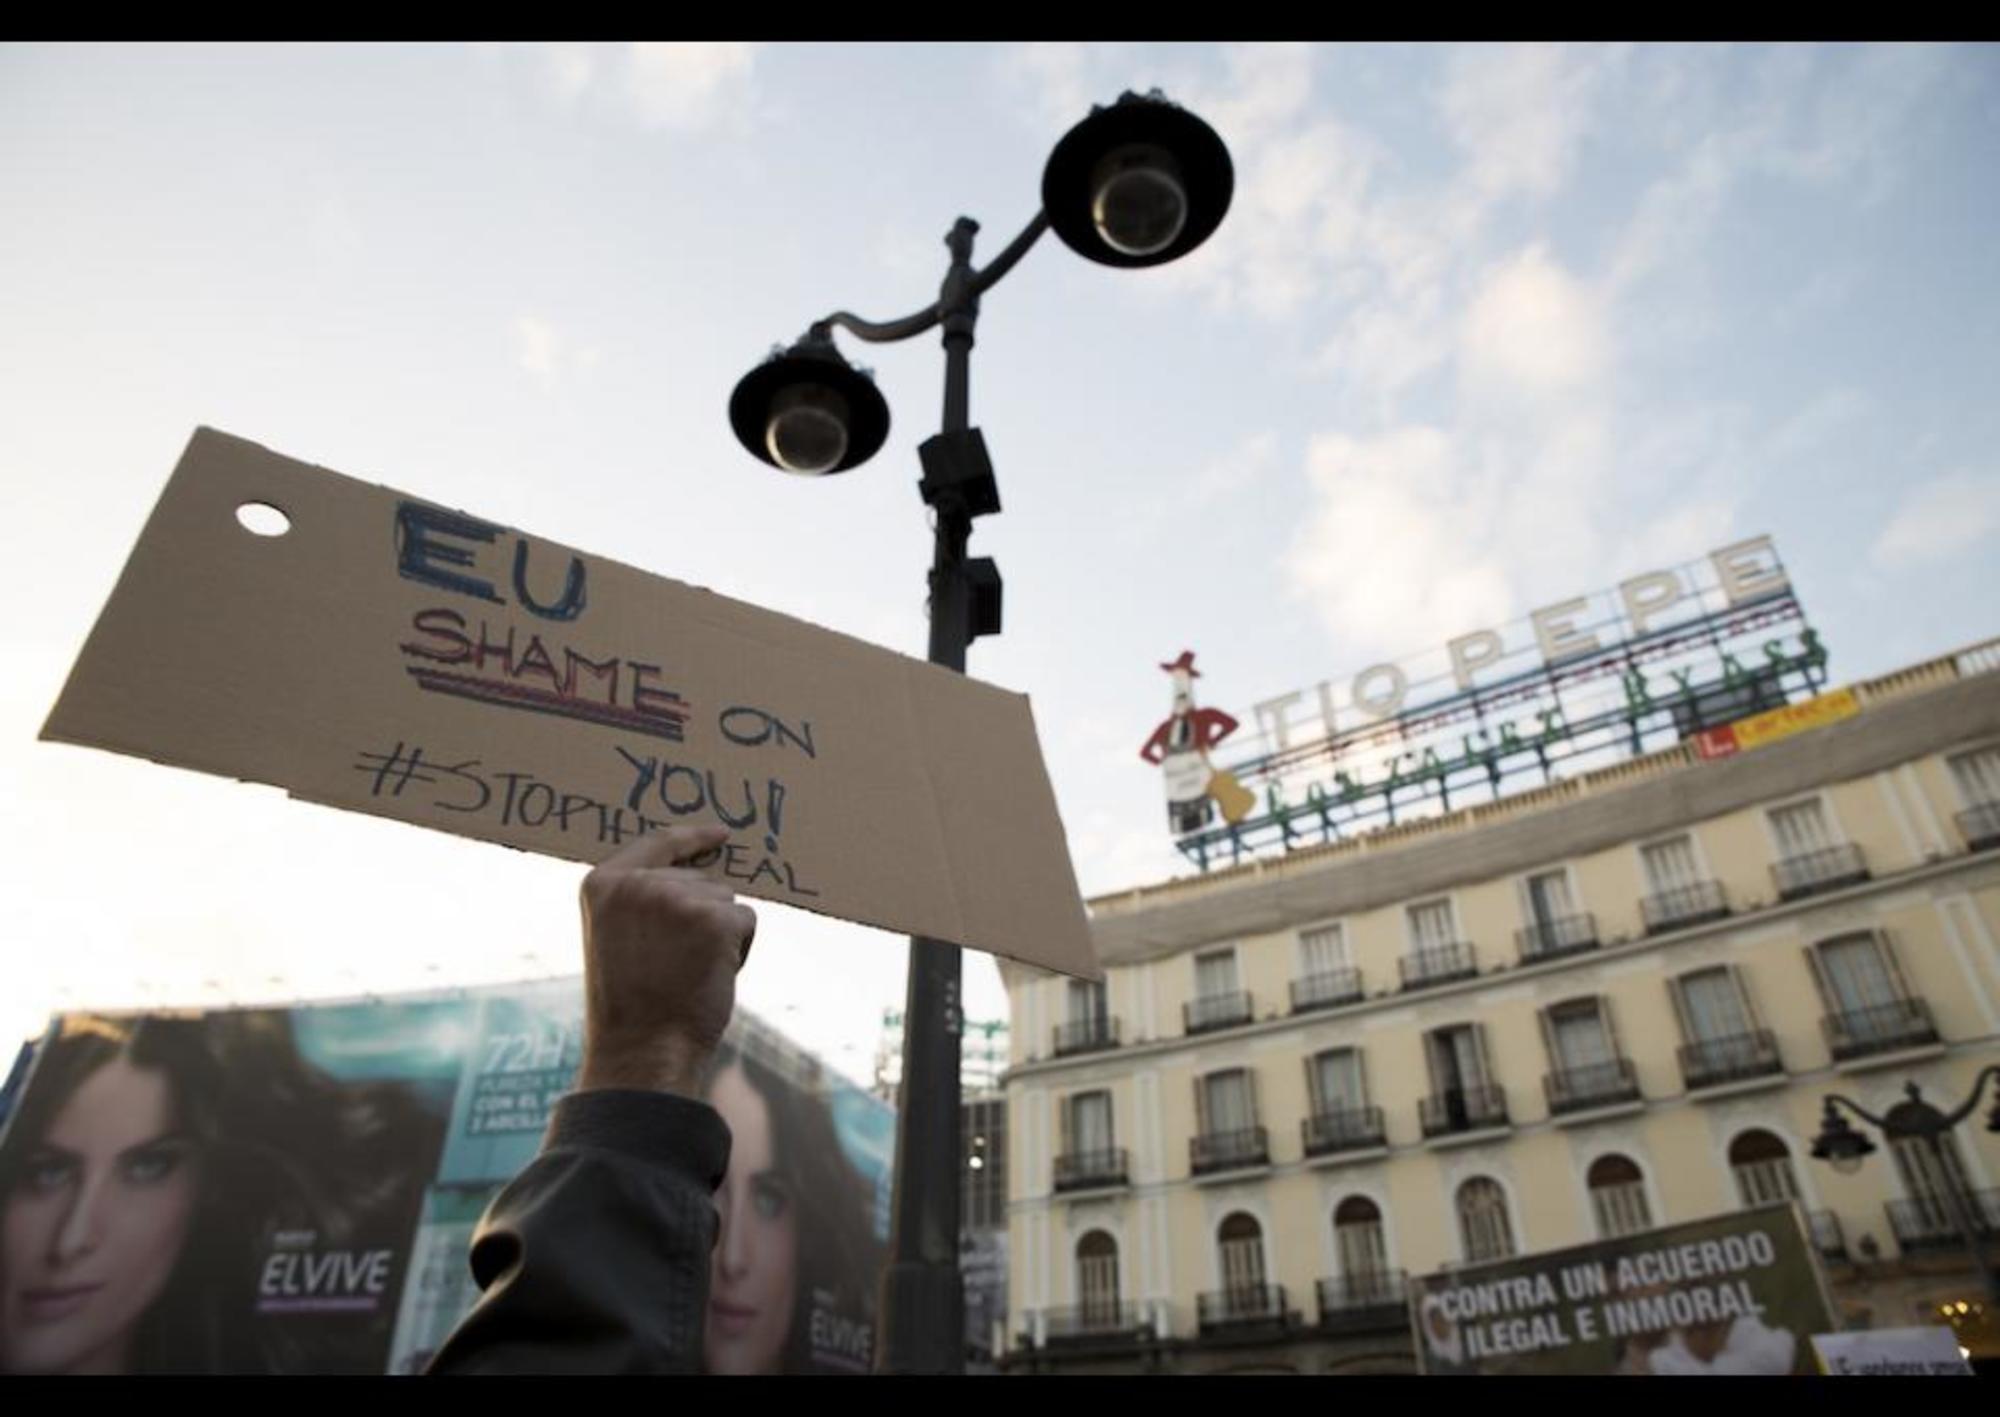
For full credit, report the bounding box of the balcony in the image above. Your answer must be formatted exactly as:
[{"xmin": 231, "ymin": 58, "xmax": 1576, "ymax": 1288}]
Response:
[
  {"xmin": 1399, "ymin": 942, "xmax": 1478, "ymax": 992},
  {"xmin": 1316, "ymin": 1272, "xmax": 1409, "ymax": 1335},
  {"xmin": 1290, "ymin": 967, "xmax": 1364, "ymax": 1014},
  {"xmin": 1679, "ymin": 1030, "xmax": 1784, "ymax": 1091},
  {"xmin": 1190, "ymin": 1126, "xmax": 1270, "ymax": 1176},
  {"xmin": 1301, "ymin": 1104, "xmax": 1387, "ymax": 1158},
  {"xmin": 1885, "ymin": 1190, "xmax": 2000, "ymax": 1253},
  {"xmin": 1958, "ymin": 802, "xmax": 2000, "ymax": 851},
  {"xmin": 1419, "ymin": 1084, "xmax": 1510, "ymax": 1139},
  {"xmin": 1822, "ymin": 999, "xmax": 1941, "ymax": 1062},
  {"xmin": 1772, "ymin": 843, "xmax": 1870, "ymax": 900},
  {"xmin": 1043, "ymin": 1302, "xmax": 1153, "ymax": 1347},
  {"xmin": 1184, "ymin": 990, "xmax": 1255, "ymax": 1036},
  {"xmin": 1809, "ymin": 1210, "xmax": 1848, "ymax": 1263},
  {"xmin": 1544, "ymin": 1058, "xmax": 1643, "ymax": 1115},
  {"xmin": 1053, "ymin": 1016, "xmax": 1121, "ymax": 1057},
  {"xmin": 1198, "ymin": 1284, "xmax": 1289, "ymax": 1333},
  {"xmin": 1515, "ymin": 913, "xmax": 1600, "ymax": 964},
  {"xmin": 1053, "ymin": 1147, "xmax": 1129, "ymax": 1194},
  {"xmin": 1642, "ymin": 880, "xmax": 1729, "ymax": 934}
]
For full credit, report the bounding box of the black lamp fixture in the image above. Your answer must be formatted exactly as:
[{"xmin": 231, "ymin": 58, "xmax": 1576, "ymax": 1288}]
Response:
[
  {"xmin": 728, "ymin": 327, "xmax": 891, "ymax": 477},
  {"xmin": 1810, "ymin": 1100, "xmax": 1876, "ymax": 1175},
  {"xmin": 1042, "ymin": 89, "xmax": 1234, "ymax": 267}
]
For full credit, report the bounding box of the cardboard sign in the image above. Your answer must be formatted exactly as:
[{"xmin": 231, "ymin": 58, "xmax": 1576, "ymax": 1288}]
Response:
[{"xmin": 41, "ymin": 428, "xmax": 1098, "ymax": 979}]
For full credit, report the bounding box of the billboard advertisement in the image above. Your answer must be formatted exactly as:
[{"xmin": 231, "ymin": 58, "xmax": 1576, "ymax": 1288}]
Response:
[
  {"xmin": 0, "ymin": 984, "xmax": 891, "ymax": 1376},
  {"xmin": 1410, "ymin": 1204, "xmax": 1837, "ymax": 1376}
]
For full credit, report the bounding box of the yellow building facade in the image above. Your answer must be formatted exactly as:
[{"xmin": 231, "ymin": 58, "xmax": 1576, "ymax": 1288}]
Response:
[{"xmin": 999, "ymin": 641, "xmax": 2000, "ymax": 1373}]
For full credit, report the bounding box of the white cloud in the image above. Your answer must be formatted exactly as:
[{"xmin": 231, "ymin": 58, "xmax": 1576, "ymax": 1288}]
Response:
[
  {"xmin": 1459, "ymin": 244, "xmax": 1609, "ymax": 410},
  {"xmin": 624, "ymin": 42, "xmax": 757, "ymax": 132},
  {"xmin": 1283, "ymin": 426, "xmax": 1518, "ymax": 658},
  {"xmin": 1439, "ymin": 43, "xmax": 1627, "ymax": 202},
  {"xmin": 1872, "ymin": 470, "xmax": 2000, "ymax": 570},
  {"xmin": 546, "ymin": 43, "xmax": 594, "ymax": 105},
  {"xmin": 1188, "ymin": 430, "xmax": 1279, "ymax": 505},
  {"xmin": 512, "ymin": 315, "xmax": 600, "ymax": 390}
]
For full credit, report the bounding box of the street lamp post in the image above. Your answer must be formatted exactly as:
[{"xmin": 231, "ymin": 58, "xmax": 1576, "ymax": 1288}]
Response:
[
  {"xmin": 1810, "ymin": 1067, "xmax": 2000, "ymax": 1303},
  {"xmin": 728, "ymin": 91, "xmax": 1232, "ymax": 1374}
]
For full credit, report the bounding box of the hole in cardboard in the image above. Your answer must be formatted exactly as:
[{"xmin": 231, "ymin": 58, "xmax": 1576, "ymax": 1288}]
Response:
[{"xmin": 235, "ymin": 501, "xmax": 292, "ymax": 537}]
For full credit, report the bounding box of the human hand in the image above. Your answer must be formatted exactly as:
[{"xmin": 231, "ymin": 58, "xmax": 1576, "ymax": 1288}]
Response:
[{"xmin": 574, "ymin": 823, "xmax": 756, "ymax": 1099}]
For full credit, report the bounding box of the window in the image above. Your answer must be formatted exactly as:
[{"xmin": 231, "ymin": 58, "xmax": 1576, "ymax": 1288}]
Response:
[
  {"xmin": 1768, "ymin": 799, "xmax": 1834, "ymax": 858},
  {"xmin": 1525, "ymin": 869, "xmax": 1574, "ymax": 929},
  {"xmin": 1809, "ymin": 933, "xmax": 1904, "ymax": 1016},
  {"xmin": 1891, "ymin": 1132, "xmax": 1978, "ymax": 1233},
  {"xmin": 1544, "ymin": 999, "xmax": 1615, "ymax": 1072},
  {"xmin": 1196, "ymin": 949, "xmax": 1240, "ymax": 999},
  {"xmin": 1407, "ymin": 898, "xmax": 1457, "ymax": 951},
  {"xmin": 1076, "ymin": 1230, "xmax": 1121, "ymax": 1322},
  {"xmin": 1641, "ymin": 835, "xmax": 1702, "ymax": 892},
  {"xmin": 1425, "ymin": 1024, "xmax": 1491, "ymax": 1094},
  {"xmin": 1950, "ymin": 746, "xmax": 2000, "ymax": 805},
  {"xmin": 1673, "ymin": 967, "xmax": 1753, "ymax": 1043},
  {"xmin": 1730, "ymin": 1130, "xmax": 1802, "ymax": 1207},
  {"xmin": 1067, "ymin": 977, "xmax": 1108, "ymax": 1024},
  {"xmin": 1218, "ymin": 1212, "xmax": 1266, "ymax": 1293},
  {"xmin": 1066, "ymin": 1090, "xmax": 1114, "ymax": 1156},
  {"xmin": 1199, "ymin": 1068, "xmax": 1257, "ymax": 1135},
  {"xmin": 1334, "ymin": 1196, "xmax": 1389, "ymax": 1289},
  {"xmin": 1457, "ymin": 1177, "xmax": 1515, "ymax": 1262},
  {"xmin": 1589, "ymin": 1155, "xmax": 1654, "ymax": 1238},
  {"xmin": 962, "ymin": 1095, "xmax": 1006, "ymax": 1229},
  {"xmin": 1309, "ymin": 1049, "xmax": 1367, "ymax": 1114},
  {"xmin": 1300, "ymin": 922, "xmax": 1349, "ymax": 976}
]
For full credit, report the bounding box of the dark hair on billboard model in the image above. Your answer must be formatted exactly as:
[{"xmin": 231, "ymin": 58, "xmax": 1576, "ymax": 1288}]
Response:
[
  {"xmin": 0, "ymin": 1010, "xmax": 442, "ymax": 1375},
  {"xmin": 705, "ymin": 1038, "xmax": 885, "ymax": 1374}
]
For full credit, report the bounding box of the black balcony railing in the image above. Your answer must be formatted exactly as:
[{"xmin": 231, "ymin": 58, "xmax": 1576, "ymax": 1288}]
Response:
[
  {"xmin": 1301, "ymin": 1105, "xmax": 1386, "ymax": 1156},
  {"xmin": 1515, "ymin": 913, "xmax": 1600, "ymax": 963},
  {"xmin": 1419, "ymin": 1084, "xmax": 1510, "ymax": 1138},
  {"xmin": 1185, "ymin": 990, "xmax": 1254, "ymax": 1035},
  {"xmin": 1544, "ymin": 1058, "xmax": 1642, "ymax": 1114},
  {"xmin": 1885, "ymin": 1189, "xmax": 2000, "ymax": 1252},
  {"xmin": 1315, "ymin": 1272, "xmax": 1409, "ymax": 1335},
  {"xmin": 1678, "ymin": 1030, "xmax": 1784, "ymax": 1090},
  {"xmin": 1198, "ymin": 1284, "xmax": 1288, "ymax": 1331},
  {"xmin": 1772, "ymin": 843, "xmax": 1869, "ymax": 900},
  {"xmin": 1399, "ymin": 942, "xmax": 1478, "ymax": 991},
  {"xmin": 1642, "ymin": 880, "xmax": 1730, "ymax": 933},
  {"xmin": 1190, "ymin": 1126, "xmax": 1270, "ymax": 1174},
  {"xmin": 1821, "ymin": 999, "xmax": 1941, "ymax": 1061},
  {"xmin": 1958, "ymin": 802, "xmax": 2000, "ymax": 852},
  {"xmin": 1809, "ymin": 1210, "xmax": 1848, "ymax": 1263},
  {"xmin": 1290, "ymin": 967, "xmax": 1364, "ymax": 1014},
  {"xmin": 1043, "ymin": 1302, "xmax": 1152, "ymax": 1345},
  {"xmin": 1053, "ymin": 1016, "xmax": 1121, "ymax": 1057},
  {"xmin": 1053, "ymin": 1147, "xmax": 1129, "ymax": 1193}
]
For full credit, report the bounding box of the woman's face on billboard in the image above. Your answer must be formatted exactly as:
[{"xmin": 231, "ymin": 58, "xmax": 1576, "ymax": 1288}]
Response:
[
  {"xmin": 706, "ymin": 1063, "xmax": 800, "ymax": 1374},
  {"xmin": 0, "ymin": 1055, "xmax": 201, "ymax": 1374}
]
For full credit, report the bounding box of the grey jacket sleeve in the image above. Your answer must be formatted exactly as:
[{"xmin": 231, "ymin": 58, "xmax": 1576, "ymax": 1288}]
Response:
[{"xmin": 425, "ymin": 1089, "xmax": 732, "ymax": 1375}]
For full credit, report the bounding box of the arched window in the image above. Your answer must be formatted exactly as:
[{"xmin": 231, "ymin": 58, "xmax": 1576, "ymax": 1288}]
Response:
[
  {"xmin": 1589, "ymin": 1154, "xmax": 1654, "ymax": 1238},
  {"xmin": 1457, "ymin": 1177, "xmax": 1514, "ymax": 1262},
  {"xmin": 1729, "ymin": 1129, "xmax": 1801, "ymax": 1207},
  {"xmin": 1218, "ymin": 1211, "xmax": 1265, "ymax": 1292},
  {"xmin": 1333, "ymin": 1196, "xmax": 1389, "ymax": 1298},
  {"xmin": 1075, "ymin": 1229, "xmax": 1120, "ymax": 1324}
]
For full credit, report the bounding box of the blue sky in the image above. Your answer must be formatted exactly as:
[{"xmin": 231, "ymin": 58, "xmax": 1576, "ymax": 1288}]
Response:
[{"xmin": 3, "ymin": 42, "xmax": 1996, "ymax": 1080}]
